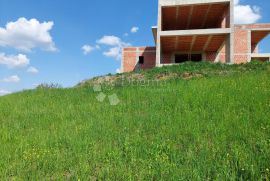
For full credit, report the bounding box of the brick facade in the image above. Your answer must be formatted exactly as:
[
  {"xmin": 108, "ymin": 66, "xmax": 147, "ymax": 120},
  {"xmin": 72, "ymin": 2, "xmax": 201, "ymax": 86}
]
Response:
[
  {"xmin": 122, "ymin": 47, "xmax": 156, "ymax": 72},
  {"xmin": 121, "ymin": 1, "xmax": 270, "ymax": 73}
]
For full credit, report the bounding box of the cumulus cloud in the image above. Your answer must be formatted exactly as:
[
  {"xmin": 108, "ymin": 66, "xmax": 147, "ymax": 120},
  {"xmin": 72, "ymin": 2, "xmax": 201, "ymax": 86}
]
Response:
[
  {"xmin": 27, "ymin": 66, "xmax": 39, "ymax": 74},
  {"xmin": 97, "ymin": 36, "xmax": 122, "ymax": 46},
  {"xmin": 97, "ymin": 35, "xmax": 131, "ymax": 60},
  {"xmin": 0, "ymin": 53, "xmax": 29, "ymax": 68},
  {"xmin": 82, "ymin": 45, "xmax": 95, "ymax": 55},
  {"xmin": 103, "ymin": 47, "xmax": 122, "ymax": 60},
  {"xmin": 0, "ymin": 89, "xmax": 11, "ymax": 96},
  {"xmin": 234, "ymin": 0, "xmax": 240, "ymax": 5},
  {"xmin": 0, "ymin": 17, "xmax": 57, "ymax": 52},
  {"xmin": 131, "ymin": 26, "xmax": 139, "ymax": 33},
  {"xmin": 2, "ymin": 75, "xmax": 20, "ymax": 83},
  {"xmin": 234, "ymin": 0, "xmax": 261, "ymax": 24}
]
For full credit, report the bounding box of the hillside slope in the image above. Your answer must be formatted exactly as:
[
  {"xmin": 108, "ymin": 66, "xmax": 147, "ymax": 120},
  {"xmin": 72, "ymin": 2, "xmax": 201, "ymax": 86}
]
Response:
[{"xmin": 0, "ymin": 62, "xmax": 270, "ymax": 180}]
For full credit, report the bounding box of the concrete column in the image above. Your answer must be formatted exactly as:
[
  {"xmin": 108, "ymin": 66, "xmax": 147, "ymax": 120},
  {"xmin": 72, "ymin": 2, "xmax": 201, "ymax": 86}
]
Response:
[
  {"xmin": 229, "ymin": 0, "xmax": 234, "ymax": 64},
  {"xmin": 156, "ymin": 4, "xmax": 162, "ymax": 67},
  {"xmin": 225, "ymin": 34, "xmax": 231, "ymax": 63},
  {"xmin": 156, "ymin": 36, "xmax": 161, "ymax": 66},
  {"xmin": 247, "ymin": 30, "xmax": 252, "ymax": 62}
]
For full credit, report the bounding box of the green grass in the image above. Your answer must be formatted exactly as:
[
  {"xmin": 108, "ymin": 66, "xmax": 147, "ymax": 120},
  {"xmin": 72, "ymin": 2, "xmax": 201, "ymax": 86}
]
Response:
[{"xmin": 0, "ymin": 62, "xmax": 270, "ymax": 180}]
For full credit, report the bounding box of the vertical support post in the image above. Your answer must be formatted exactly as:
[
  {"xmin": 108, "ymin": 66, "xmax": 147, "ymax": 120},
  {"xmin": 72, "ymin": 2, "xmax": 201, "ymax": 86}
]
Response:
[
  {"xmin": 229, "ymin": 0, "xmax": 234, "ymax": 64},
  {"xmin": 247, "ymin": 30, "xmax": 252, "ymax": 62},
  {"xmin": 156, "ymin": 4, "xmax": 162, "ymax": 67},
  {"xmin": 225, "ymin": 35, "xmax": 231, "ymax": 63}
]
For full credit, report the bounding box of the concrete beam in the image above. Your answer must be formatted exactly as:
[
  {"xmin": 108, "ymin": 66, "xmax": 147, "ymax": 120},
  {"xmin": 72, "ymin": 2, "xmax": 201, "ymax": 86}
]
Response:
[
  {"xmin": 174, "ymin": 36, "xmax": 179, "ymax": 51},
  {"xmin": 215, "ymin": 41, "xmax": 225, "ymax": 62},
  {"xmin": 160, "ymin": 28, "xmax": 231, "ymax": 36},
  {"xmin": 250, "ymin": 28, "xmax": 270, "ymax": 32},
  {"xmin": 152, "ymin": 26, "xmax": 157, "ymax": 45},
  {"xmin": 190, "ymin": 35, "xmax": 197, "ymax": 52},
  {"xmin": 159, "ymin": 0, "xmax": 230, "ymax": 6},
  {"xmin": 186, "ymin": 5, "xmax": 194, "ymax": 29},
  {"xmin": 201, "ymin": 4, "xmax": 212, "ymax": 28},
  {"xmin": 175, "ymin": 6, "xmax": 179, "ymax": 30},
  {"xmin": 203, "ymin": 35, "xmax": 213, "ymax": 51}
]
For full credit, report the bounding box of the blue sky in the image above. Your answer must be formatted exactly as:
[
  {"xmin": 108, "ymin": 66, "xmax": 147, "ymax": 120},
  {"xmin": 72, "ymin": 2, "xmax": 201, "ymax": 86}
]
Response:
[{"xmin": 0, "ymin": 0, "xmax": 269, "ymax": 95}]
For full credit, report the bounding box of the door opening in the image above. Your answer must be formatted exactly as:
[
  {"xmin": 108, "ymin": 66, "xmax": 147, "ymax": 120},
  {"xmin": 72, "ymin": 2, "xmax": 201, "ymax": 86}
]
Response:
[
  {"xmin": 175, "ymin": 54, "xmax": 189, "ymax": 63},
  {"xmin": 175, "ymin": 53, "xmax": 202, "ymax": 63},
  {"xmin": 191, "ymin": 54, "xmax": 202, "ymax": 62}
]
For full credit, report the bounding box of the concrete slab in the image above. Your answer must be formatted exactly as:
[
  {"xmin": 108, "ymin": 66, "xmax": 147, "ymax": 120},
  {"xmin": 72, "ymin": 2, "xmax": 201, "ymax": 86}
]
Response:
[{"xmin": 160, "ymin": 28, "xmax": 231, "ymax": 36}]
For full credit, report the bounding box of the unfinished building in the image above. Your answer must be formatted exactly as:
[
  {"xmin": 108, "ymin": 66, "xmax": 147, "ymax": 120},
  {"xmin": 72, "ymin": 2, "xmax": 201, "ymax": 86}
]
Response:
[{"xmin": 122, "ymin": 0, "xmax": 270, "ymax": 72}]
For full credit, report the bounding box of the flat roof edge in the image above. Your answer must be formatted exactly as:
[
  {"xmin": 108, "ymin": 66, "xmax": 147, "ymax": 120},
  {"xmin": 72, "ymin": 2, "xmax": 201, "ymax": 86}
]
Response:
[
  {"xmin": 235, "ymin": 23, "xmax": 270, "ymax": 26},
  {"xmin": 251, "ymin": 53, "xmax": 270, "ymax": 57},
  {"xmin": 159, "ymin": 0, "xmax": 230, "ymax": 6},
  {"xmin": 123, "ymin": 46, "xmax": 156, "ymax": 50}
]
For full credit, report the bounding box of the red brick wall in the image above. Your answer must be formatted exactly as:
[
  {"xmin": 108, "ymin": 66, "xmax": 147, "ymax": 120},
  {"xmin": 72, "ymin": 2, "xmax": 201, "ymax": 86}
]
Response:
[
  {"xmin": 237, "ymin": 24, "xmax": 270, "ymax": 29},
  {"xmin": 234, "ymin": 26, "xmax": 249, "ymax": 64},
  {"xmin": 204, "ymin": 52, "xmax": 216, "ymax": 62},
  {"xmin": 162, "ymin": 54, "xmax": 172, "ymax": 64},
  {"xmin": 123, "ymin": 24, "xmax": 270, "ymax": 72},
  {"xmin": 122, "ymin": 47, "xmax": 156, "ymax": 72},
  {"xmin": 234, "ymin": 55, "xmax": 249, "ymax": 64}
]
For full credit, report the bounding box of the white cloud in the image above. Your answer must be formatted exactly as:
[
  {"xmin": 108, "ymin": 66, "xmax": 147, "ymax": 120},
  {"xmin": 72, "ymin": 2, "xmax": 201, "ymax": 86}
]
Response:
[
  {"xmin": 0, "ymin": 53, "xmax": 29, "ymax": 68},
  {"xmin": 97, "ymin": 36, "xmax": 122, "ymax": 46},
  {"xmin": 0, "ymin": 89, "xmax": 11, "ymax": 96},
  {"xmin": 2, "ymin": 75, "xmax": 20, "ymax": 83},
  {"xmin": 234, "ymin": 0, "xmax": 261, "ymax": 24},
  {"xmin": 103, "ymin": 47, "xmax": 122, "ymax": 60},
  {"xmin": 81, "ymin": 44, "xmax": 100, "ymax": 55},
  {"xmin": 0, "ymin": 17, "xmax": 57, "ymax": 52},
  {"xmin": 131, "ymin": 26, "xmax": 139, "ymax": 33},
  {"xmin": 82, "ymin": 45, "xmax": 95, "ymax": 55},
  {"xmin": 124, "ymin": 33, "xmax": 129, "ymax": 37},
  {"xmin": 27, "ymin": 66, "xmax": 39, "ymax": 74},
  {"xmin": 97, "ymin": 35, "xmax": 131, "ymax": 60},
  {"xmin": 234, "ymin": 0, "xmax": 239, "ymax": 5}
]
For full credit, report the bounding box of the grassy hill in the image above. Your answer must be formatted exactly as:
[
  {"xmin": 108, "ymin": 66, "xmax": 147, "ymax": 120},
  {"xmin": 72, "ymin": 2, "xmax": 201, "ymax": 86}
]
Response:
[{"xmin": 0, "ymin": 62, "xmax": 270, "ymax": 180}]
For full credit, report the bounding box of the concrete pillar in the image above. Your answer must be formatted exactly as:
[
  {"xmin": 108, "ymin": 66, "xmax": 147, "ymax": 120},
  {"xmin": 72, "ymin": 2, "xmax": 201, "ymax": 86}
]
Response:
[
  {"xmin": 156, "ymin": 4, "xmax": 162, "ymax": 67},
  {"xmin": 229, "ymin": 0, "xmax": 234, "ymax": 64},
  {"xmin": 225, "ymin": 34, "xmax": 231, "ymax": 63},
  {"xmin": 156, "ymin": 36, "xmax": 161, "ymax": 66},
  {"xmin": 247, "ymin": 30, "xmax": 252, "ymax": 62}
]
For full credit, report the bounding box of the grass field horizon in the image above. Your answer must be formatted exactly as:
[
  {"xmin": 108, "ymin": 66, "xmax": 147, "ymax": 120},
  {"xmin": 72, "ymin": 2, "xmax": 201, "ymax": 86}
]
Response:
[{"xmin": 1, "ymin": 62, "xmax": 270, "ymax": 180}]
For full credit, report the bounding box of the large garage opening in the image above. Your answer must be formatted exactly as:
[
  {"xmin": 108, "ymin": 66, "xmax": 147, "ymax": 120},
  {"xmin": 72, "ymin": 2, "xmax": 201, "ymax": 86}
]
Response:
[
  {"xmin": 175, "ymin": 53, "xmax": 202, "ymax": 63},
  {"xmin": 175, "ymin": 54, "xmax": 189, "ymax": 63},
  {"xmin": 191, "ymin": 54, "xmax": 202, "ymax": 62}
]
